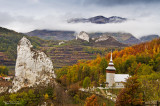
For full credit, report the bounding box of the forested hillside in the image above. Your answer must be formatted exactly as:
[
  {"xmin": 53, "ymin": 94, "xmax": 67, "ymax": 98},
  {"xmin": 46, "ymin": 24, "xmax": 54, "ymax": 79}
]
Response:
[
  {"xmin": 110, "ymin": 38, "xmax": 160, "ymax": 74},
  {"xmin": 56, "ymin": 38, "xmax": 160, "ymax": 102},
  {"xmin": 0, "ymin": 27, "xmax": 124, "ymax": 72},
  {"xmin": 0, "ymin": 27, "xmax": 45, "ymax": 60}
]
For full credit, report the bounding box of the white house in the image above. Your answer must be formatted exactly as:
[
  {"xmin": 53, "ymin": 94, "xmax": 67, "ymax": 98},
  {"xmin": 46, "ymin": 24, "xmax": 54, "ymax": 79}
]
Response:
[
  {"xmin": 3, "ymin": 76, "xmax": 11, "ymax": 81},
  {"xmin": 106, "ymin": 52, "xmax": 129, "ymax": 88}
]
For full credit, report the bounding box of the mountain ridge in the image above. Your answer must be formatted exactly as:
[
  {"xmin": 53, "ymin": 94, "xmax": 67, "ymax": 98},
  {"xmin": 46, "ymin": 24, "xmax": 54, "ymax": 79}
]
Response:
[
  {"xmin": 77, "ymin": 31, "xmax": 127, "ymax": 47},
  {"xmin": 25, "ymin": 29, "xmax": 76, "ymax": 40},
  {"xmin": 26, "ymin": 30, "xmax": 139, "ymax": 44},
  {"xmin": 140, "ymin": 35, "xmax": 159, "ymax": 42},
  {"xmin": 68, "ymin": 16, "xmax": 127, "ymax": 24}
]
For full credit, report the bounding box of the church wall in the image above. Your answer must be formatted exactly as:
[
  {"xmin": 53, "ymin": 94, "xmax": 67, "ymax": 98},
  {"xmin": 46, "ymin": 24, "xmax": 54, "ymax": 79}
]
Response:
[
  {"xmin": 106, "ymin": 73, "xmax": 115, "ymax": 87},
  {"xmin": 115, "ymin": 82, "xmax": 124, "ymax": 88}
]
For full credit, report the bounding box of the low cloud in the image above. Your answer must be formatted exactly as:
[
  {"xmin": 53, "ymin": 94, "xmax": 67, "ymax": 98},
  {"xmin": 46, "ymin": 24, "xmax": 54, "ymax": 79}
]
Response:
[
  {"xmin": 5, "ymin": 15, "xmax": 159, "ymax": 38},
  {"xmin": 80, "ymin": 0, "xmax": 160, "ymax": 6},
  {"xmin": 0, "ymin": 12, "xmax": 15, "ymax": 25},
  {"xmin": 29, "ymin": 0, "xmax": 39, "ymax": 3}
]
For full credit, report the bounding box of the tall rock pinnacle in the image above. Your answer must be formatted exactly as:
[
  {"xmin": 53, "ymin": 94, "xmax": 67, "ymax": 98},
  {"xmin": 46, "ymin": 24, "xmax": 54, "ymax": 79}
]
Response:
[{"xmin": 9, "ymin": 37, "xmax": 55, "ymax": 93}]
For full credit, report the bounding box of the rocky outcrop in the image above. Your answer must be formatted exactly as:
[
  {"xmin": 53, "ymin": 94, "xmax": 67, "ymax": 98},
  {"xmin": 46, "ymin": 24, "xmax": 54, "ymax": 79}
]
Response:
[
  {"xmin": 93, "ymin": 35, "xmax": 127, "ymax": 47},
  {"xmin": 76, "ymin": 31, "xmax": 89, "ymax": 42},
  {"xmin": 95, "ymin": 35, "xmax": 109, "ymax": 42},
  {"xmin": 0, "ymin": 81, "xmax": 12, "ymax": 94},
  {"xmin": 9, "ymin": 37, "xmax": 55, "ymax": 93},
  {"xmin": 0, "ymin": 87, "xmax": 8, "ymax": 93}
]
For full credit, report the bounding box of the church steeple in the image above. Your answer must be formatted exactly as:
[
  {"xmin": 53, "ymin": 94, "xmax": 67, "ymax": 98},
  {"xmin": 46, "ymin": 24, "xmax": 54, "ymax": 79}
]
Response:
[
  {"xmin": 106, "ymin": 51, "xmax": 116, "ymax": 71},
  {"xmin": 110, "ymin": 51, "xmax": 113, "ymax": 61},
  {"xmin": 106, "ymin": 51, "xmax": 116, "ymax": 87}
]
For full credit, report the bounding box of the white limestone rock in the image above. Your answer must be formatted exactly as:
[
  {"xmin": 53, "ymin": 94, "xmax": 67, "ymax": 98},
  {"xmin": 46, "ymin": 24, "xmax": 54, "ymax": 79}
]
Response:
[
  {"xmin": 95, "ymin": 35, "xmax": 109, "ymax": 42},
  {"xmin": 59, "ymin": 41, "xmax": 65, "ymax": 45},
  {"xmin": 0, "ymin": 87, "xmax": 8, "ymax": 93},
  {"xmin": 76, "ymin": 31, "xmax": 90, "ymax": 42},
  {"xmin": 9, "ymin": 37, "xmax": 55, "ymax": 93}
]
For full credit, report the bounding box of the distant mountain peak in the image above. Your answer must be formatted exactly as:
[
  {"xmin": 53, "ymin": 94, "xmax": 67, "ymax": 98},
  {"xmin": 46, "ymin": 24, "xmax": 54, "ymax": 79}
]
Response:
[
  {"xmin": 90, "ymin": 15, "xmax": 106, "ymax": 19},
  {"xmin": 140, "ymin": 35, "xmax": 159, "ymax": 42},
  {"xmin": 68, "ymin": 15, "xmax": 127, "ymax": 24}
]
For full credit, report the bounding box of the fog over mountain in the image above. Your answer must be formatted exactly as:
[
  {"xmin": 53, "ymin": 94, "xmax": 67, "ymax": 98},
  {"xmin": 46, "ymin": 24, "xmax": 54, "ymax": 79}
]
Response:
[{"xmin": 0, "ymin": 0, "xmax": 160, "ymax": 38}]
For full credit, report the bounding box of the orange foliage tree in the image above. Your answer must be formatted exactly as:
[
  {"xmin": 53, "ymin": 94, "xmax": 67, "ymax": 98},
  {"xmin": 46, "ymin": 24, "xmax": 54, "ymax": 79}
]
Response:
[
  {"xmin": 116, "ymin": 75, "xmax": 143, "ymax": 106},
  {"xmin": 85, "ymin": 94, "xmax": 99, "ymax": 106}
]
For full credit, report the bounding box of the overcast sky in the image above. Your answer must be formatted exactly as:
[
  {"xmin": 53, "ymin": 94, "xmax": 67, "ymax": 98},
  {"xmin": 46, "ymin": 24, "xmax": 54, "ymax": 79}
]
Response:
[{"xmin": 0, "ymin": 0, "xmax": 160, "ymax": 38}]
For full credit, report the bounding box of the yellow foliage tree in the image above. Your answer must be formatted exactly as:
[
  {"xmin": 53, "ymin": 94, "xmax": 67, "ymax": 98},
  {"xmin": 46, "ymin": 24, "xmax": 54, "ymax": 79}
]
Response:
[{"xmin": 44, "ymin": 93, "xmax": 49, "ymax": 100}]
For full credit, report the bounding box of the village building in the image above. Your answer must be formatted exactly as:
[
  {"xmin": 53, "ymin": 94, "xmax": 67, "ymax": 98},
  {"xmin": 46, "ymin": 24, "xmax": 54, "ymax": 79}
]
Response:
[
  {"xmin": 3, "ymin": 76, "xmax": 11, "ymax": 81},
  {"xmin": 106, "ymin": 52, "xmax": 129, "ymax": 88},
  {"xmin": 0, "ymin": 76, "xmax": 13, "ymax": 81}
]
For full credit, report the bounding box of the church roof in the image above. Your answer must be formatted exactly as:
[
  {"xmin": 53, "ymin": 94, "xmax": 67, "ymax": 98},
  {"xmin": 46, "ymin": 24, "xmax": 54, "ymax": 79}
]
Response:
[
  {"xmin": 106, "ymin": 66, "xmax": 116, "ymax": 70},
  {"xmin": 106, "ymin": 51, "xmax": 116, "ymax": 71},
  {"xmin": 114, "ymin": 74, "xmax": 129, "ymax": 82}
]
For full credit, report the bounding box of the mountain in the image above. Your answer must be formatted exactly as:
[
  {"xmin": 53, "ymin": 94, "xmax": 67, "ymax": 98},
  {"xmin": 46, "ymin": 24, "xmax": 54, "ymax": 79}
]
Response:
[
  {"xmin": 76, "ymin": 31, "xmax": 127, "ymax": 47},
  {"xmin": 26, "ymin": 29, "xmax": 140, "ymax": 44},
  {"xmin": 89, "ymin": 32, "xmax": 141, "ymax": 44},
  {"xmin": 43, "ymin": 31, "xmax": 128, "ymax": 69},
  {"xmin": 122, "ymin": 35, "xmax": 141, "ymax": 44},
  {"xmin": 91, "ymin": 35, "xmax": 127, "ymax": 47},
  {"xmin": 25, "ymin": 30, "xmax": 76, "ymax": 40},
  {"xmin": 68, "ymin": 16, "xmax": 127, "ymax": 24},
  {"xmin": 140, "ymin": 35, "xmax": 159, "ymax": 42}
]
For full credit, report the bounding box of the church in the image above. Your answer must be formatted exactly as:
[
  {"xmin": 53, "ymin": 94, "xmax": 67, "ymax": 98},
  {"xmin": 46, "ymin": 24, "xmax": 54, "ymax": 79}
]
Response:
[{"xmin": 106, "ymin": 52, "xmax": 129, "ymax": 88}]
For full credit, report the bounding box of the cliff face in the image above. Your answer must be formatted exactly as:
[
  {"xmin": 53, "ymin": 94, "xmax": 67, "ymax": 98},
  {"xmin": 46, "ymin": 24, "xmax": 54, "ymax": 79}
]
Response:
[
  {"xmin": 0, "ymin": 81, "xmax": 12, "ymax": 94},
  {"xmin": 95, "ymin": 35, "xmax": 109, "ymax": 42},
  {"xmin": 9, "ymin": 37, "xmax": 55, "ymax": 93},
  {"xmin": 76, "ymin": 31, "xmax": 90, "ymax": 42}
]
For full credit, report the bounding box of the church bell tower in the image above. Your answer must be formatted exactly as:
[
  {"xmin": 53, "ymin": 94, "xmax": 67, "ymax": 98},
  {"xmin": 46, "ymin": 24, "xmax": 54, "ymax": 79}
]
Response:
[{"xmin": 106, "ymin": 51, "xmax": 116, "ymax": 87}]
